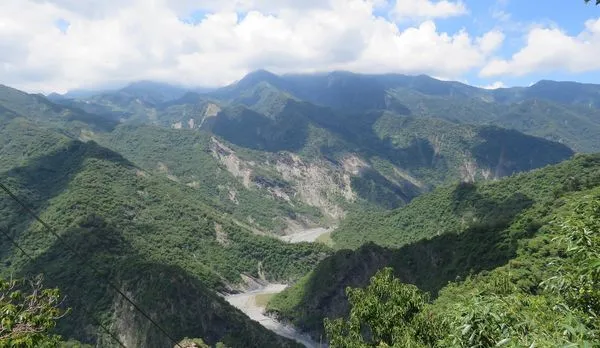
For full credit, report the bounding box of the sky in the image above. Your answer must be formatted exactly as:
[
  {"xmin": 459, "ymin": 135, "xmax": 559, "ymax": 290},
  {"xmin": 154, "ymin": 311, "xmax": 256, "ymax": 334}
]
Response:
[{"xmin": 1, "ymin": 0, "xmax": 599, "ymax": 93}]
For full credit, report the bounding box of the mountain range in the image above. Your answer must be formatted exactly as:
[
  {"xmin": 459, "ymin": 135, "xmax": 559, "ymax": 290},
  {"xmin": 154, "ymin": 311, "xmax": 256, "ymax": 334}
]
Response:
[{"xmin": 1, "ymin": 70, "xmax": 599, "ymax": 346}]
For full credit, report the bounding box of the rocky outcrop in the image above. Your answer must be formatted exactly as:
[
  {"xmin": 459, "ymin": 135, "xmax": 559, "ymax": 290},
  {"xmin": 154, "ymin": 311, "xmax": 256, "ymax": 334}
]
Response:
[
  {"xmin": 274, "ymin": 153, "xmax": 354, "ymax": 220},
  {"xmin": 210, "ymin": 137, "xmax": 369, "ymax": 223}
]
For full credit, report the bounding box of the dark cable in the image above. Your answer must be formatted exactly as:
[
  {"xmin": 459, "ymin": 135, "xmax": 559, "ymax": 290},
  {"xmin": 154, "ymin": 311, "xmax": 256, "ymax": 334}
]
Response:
[
  {"xmin": 0, "ymin": 181, "xmax": 183, "ymax": 348},
  {"xmin": 0, "ymin": 228, "xmax": 127, "ymax": 348}
]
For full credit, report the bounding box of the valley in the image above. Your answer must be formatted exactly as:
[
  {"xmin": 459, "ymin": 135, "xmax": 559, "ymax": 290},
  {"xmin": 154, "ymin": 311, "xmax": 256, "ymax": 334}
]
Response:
[
  {"xmin": 225, "ymin": 284, "xmax": 319, "ymax": 348},
  {"xmin": 1, "ymin": 70, "xmax": 599, "ymax": 347}
]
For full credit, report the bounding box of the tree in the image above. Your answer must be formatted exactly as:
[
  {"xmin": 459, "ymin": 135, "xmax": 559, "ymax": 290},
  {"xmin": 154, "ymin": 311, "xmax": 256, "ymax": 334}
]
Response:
[
  {"xmin": 542, "ymin": 197, "xmax": 599, "ymax": 343},
  {"xmin": 324, "ymin": 268, "xmax": 443, "ymax": 348},
  {"xmin": 585, "ymin": 0, "xmax": 600, "ymax": 5},
  {"xmin": 0, "ymin": 275, "xmax": 68, "ymax": 347}
]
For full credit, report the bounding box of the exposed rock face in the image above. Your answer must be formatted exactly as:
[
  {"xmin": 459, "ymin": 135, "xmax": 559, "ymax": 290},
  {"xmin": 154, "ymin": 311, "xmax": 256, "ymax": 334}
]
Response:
[
  {"xmin": 274, "ymin": 153, "xmax": 352, "ymax": 220},
  {"xmin": 210, "ymin": 137, "xmax": 253, "ymax": 188},
  {"xmin": 187, "ymin": 181, "xmax": 200, "ymax": 189},
  {"xmin": 392, "ymin": 167, "xmax": 425, "ymax": 189},
  {"xmin": 227, "ymin": 187, "xmax": 239, "ymax": 204},
  {"xmin": 459, "ymin": 159, "xmax": 478, "ymax": 183},
  {"xmin": 341, "ymin": 155, "xmax": 368, "ymax": 175},
  {"xmin": 210, "ymin": 137, "xmax": 369, "ymax": 223},
  {"xmin": 199, "ymin": 103, "xmax": 221, "ymax": 128}
]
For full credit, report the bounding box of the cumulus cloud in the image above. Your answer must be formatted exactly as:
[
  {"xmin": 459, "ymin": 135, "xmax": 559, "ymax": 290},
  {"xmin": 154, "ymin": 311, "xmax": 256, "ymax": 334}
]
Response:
[
  {"xmin": 1, "ymin": 0, "xmax": 500, "ymax": 93},
  {"xmin": 480, "ymin": 18, "xmax": 600, "ymax": 77},
  {"xmin": 476, "ymin": 31, "xmax": 505, "ymax": 55},
  {"xmin": 392, "ymin": 0, "xmax": 467, "ymax": 21}
]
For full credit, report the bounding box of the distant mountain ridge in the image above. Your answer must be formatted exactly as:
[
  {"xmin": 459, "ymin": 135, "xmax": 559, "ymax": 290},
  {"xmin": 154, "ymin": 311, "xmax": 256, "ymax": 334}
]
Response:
[
  {"xmin": 207, "ymin": 71, "xmax": 600, "ymax": 152},
  {"xmin": 212, "ymin": 70, "xmax": 600, "ymax": 109},
  {"xmin": 62, "ymin": 70, "xmax": 595, "ymax": 152},
  {"xmin": 55, "ymin": 70, "xmax": 600, "ymax": 110}
]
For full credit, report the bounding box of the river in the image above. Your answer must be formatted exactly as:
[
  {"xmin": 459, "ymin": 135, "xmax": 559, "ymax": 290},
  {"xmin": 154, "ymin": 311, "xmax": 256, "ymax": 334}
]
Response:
[
  {"xmin": 225, "ymin": 284, "xmax": 321, "ymax": 348},
  {"xmin": 279, "ymin": 227, "xmax": 332, "ymax": 243}
]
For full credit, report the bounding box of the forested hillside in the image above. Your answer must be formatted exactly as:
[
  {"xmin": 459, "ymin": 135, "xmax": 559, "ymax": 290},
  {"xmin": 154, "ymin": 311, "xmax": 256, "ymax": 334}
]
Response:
[
  {"xmin": 0, "ymin": 115, "xmax": 326, "ymax": 346},
  {"xmin": 268, "ymin": 154, "xmax": 600, "ymax": 343},
  {"xmin": 319, "ymin": 186, "xmax": 599, "ymax": 346}
]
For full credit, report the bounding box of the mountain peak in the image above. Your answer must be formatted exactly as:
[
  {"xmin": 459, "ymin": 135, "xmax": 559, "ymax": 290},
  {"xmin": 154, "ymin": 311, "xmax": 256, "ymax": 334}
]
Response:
[
  {"xmin": 118, "ymin": 80, "xmax": 189, "ymax": 103},
  {"xmin": 236, "ymin": 69, "xmax": 281, "ymax": 87}
]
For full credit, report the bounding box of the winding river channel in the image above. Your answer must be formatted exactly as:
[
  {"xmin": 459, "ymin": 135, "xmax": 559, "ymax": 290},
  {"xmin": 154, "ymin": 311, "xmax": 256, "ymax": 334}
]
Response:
[
  {"xmin": 225, "ymin": 227, "xmax": 333, "ymax": 347},
  {"xmin": 225, "ymin": 284, "xmax": 320, "ymax": 347}
]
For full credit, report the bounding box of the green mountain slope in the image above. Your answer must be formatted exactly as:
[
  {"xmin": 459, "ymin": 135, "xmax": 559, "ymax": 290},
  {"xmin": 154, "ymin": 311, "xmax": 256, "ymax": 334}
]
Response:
[
  {"xmin": 0, "ymin": 116, "xmax": 327, "ymax": 346},
  {"xmin": 0, "ymin": 84, "xmax": 117, "ymax": 133},
  {"xmin": 89, "ymin": 99, "xmax": 573, "ymax": 234},
  {"xmin": 389, "ymin": 88, "xmax": 600, "ymax": 152},
  {"xmin": 19, "ymin": 78, "xmax": 574, "ymax": 234},
  {"xmin": 207, "ymin": 71, "xmax": 600, "ymax": 152},
  {"xmin": 97, "ymin": 124, "xmax": 328, "ymax": 233},
  {"xmin": 55, "ymin": 71, "xmax": 600, "ymax": 153},
  {"xmin": 267, "ymin": 154, "xmax": 600, "ymax": 338},
  {"xmin": 322, "ymin": 188, "xmax": 599, "ymax": 346}
]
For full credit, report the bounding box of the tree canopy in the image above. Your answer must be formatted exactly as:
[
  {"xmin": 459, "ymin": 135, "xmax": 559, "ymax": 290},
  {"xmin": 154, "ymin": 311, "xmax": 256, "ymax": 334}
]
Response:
[{"xmin": 0, "ymin": 276, "xmax": 67, "ymax": 347}]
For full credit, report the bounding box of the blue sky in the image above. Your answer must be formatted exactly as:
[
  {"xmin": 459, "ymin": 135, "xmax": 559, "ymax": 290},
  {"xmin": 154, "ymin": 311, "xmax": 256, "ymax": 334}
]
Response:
[
  {"xmin": 434, "ymin": 0, "xmax": 600, "ymax": 87},
  {"xmin": 2, "ymin": 0, "xmax": 600, "ymax": 92}
]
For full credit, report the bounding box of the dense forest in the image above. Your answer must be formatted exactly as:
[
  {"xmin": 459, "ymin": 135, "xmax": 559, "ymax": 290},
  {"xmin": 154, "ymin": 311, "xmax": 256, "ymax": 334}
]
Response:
[{"xmin": 268, "ymin": 154, "xmax": 600, "ymax": 345}]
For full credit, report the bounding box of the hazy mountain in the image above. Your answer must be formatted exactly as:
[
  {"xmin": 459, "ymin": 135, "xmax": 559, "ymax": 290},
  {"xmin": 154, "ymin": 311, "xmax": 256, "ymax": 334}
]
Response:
[
  {"xmin": 206, "ymin": 71, "xmax": 600, "ymax": 152},
  {"xmin": 0, "ymin": 84, "xmax": 118, "ymax": 132}
]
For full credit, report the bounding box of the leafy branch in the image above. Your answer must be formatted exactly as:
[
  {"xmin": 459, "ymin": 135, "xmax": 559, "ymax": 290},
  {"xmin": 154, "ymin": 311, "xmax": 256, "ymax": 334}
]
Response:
[{"xmin": 0, "ymin": 275, "xmax": 69, "ymax": 347}]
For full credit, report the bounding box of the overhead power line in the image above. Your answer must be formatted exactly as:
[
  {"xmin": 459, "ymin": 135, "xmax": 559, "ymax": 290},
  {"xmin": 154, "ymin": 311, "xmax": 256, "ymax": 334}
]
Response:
[
  {"xmin": 0, "ymin": 181, "xmax": 183, "ymax": 348},
  {"xmin": 0, "ymin": 227, "xmax": 127, "ymax": 348}
]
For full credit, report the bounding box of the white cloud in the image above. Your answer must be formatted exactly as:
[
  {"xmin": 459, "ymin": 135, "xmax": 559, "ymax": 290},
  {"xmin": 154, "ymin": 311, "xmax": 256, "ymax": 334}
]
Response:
[
  {"xmin": 392, "ymin": 0, "xmax": 467, "ymax": 21},
  {"xmin": 480, "ymin": 18, "xmax": 600, "ymax": 77},
  {"xmin": 476, "ymin": 30, "xmax": 505, "ymax": 54},
  {"xmin": 479, "ymin": 81, "xmax": 505, "ymax": 89},
  {"xmin": 1, "ymin": 0, "xmax": 500, "ymax": 93}
]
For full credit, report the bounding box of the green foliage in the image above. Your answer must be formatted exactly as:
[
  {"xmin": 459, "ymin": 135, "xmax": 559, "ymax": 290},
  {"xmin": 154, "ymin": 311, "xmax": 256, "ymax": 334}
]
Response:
[
  {"xmin": 439, "ymin": 197, "xmax": 599, "ymax": 347},
  {"xmin": 325, "ymin": 197, "xmax": 600, "ymax": 348},
  {"xmin": 0, "ymin": 85, "xmax": 117, "ymax": 134},
  {"xmin": 543, "ymin": 197, "xmax": 600, "ymax": 330},
  {"xmin": 209, "ymin": 70, "xmax": 600, "ymax": 152},
  {"xmin": 333, "ymin": 153, "xmax": 599, "ymax": 250},
  {"xmin": 98, "ymin": 124, "xmax": 324, "ymax": 232},
  {"xmin": 0, "ymin": 125, "xmax": 323, "ymax": 346},
  {"xmin": 2, "ymin": 67, "xmax": 600, "ymax": 347},
  {"xmin": 0, "ymin": 276, "xmax": 67, "ymax": 348},
  {"xmin": 76, "ymin": 80, "xmax": 576, "ymax": 213},
  {"xmin": 270, "ymin": 154, "xmax": 600, "ymax": 341},
  {"xmin": 325, "ymin": 268, "xmax": 442, "ymax": 348}
]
